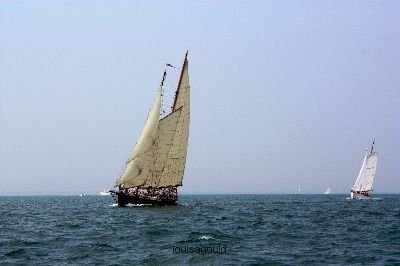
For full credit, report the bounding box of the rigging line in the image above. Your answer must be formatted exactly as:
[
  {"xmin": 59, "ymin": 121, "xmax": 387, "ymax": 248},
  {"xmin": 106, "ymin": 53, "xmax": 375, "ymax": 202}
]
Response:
[{"xmin": 166, "ymin": 63, "xmax": 176, "ymax": 68}]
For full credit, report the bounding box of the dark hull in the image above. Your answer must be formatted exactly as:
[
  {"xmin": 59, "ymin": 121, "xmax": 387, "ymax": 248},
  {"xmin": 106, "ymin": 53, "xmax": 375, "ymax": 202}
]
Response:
[{"xmin": 112, "ymin": 192, "xmax": 177, "ymax": 207}]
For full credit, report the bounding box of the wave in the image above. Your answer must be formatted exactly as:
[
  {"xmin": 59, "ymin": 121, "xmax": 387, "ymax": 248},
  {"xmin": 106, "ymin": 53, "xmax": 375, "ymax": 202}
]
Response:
[
  {"xmin": 346, "ymin": 197, "xmax": 383, "ymax": 200},
  {"xmin": 199, "ymin": 235, "xmax": 214, "ymax": 240},
  {"xmin": 126, "ymin": 203, "xmax": 153, "ymax": 207},
  {"xmin": 5, "ymin": 248, "xmax": 27, "ymax": 258}
]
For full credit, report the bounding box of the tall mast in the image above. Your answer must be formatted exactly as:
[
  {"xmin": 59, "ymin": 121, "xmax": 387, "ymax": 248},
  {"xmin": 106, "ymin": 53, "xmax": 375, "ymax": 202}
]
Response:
[
  {"xmin": 160, "ymin": 69, "xmax": 167, "ymax": 92},
  {"xmin": 172, "ymin": 51, "xmax": 188, "ymax": 112},
  {"xmin": 370, "ymin": 138, "xmax": 375, "ymax": 154},
  {"xmin": 159, "ymin": 69, "xmax": 167, "ymax": 116}
]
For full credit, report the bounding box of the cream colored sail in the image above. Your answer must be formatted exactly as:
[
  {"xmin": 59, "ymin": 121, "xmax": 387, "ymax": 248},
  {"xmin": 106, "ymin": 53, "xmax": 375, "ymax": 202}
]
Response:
[
  {"xmin": 116, "ymin": 88, "xmax": 161, "ymax": 187},
  {"xmin": 128, "ymin": 89, "xmax": 162, "ymax": 162},
  {"xmin": 115, "ymin": 53, "xmax": 190, "ymax": 189},
  {"xmin": 158, "ymin": 55, "xmax": 190, "ymax": 187},
  {"xmin": 142, "ymin": 107, "xmax": 182, "ymax": 187}
]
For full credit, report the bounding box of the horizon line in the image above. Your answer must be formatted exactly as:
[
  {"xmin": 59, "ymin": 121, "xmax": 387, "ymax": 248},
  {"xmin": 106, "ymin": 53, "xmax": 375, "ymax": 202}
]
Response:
[{"xmin": 1, "ymin": 192, "xmax": 399, "ymax": 196}]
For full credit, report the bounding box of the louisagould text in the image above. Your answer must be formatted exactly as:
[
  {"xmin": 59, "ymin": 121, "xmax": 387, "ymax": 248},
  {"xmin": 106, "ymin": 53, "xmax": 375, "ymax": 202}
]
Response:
[{"xmin": 172, "ymin": 245, "xmax": 227, "ymax": 255}]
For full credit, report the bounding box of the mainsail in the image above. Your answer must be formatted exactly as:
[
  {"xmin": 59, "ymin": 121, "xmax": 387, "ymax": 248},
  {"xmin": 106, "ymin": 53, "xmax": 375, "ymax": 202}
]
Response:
[
  {"xmin": 158, "ymin": 54, "xmax": 190, "ymax": 187},
  {"xmin": 352, "ymin": 148, "xmax": 378, "ymax": 193},
  {"xmin": 115, "ymin": 52, "xmax": 190, "ymax": 189}
]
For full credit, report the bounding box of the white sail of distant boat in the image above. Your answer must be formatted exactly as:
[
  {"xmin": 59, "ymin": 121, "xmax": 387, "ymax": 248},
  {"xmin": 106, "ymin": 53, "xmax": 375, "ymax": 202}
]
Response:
[
  {"xmin": 100, "ymin": 189, "xmax": 111, "ymax": 196},
  {"xmin": 350, "ymin": 139, "xmax": 378, "ymax": 199},
  {"xmin": 295, "ymin": 185, "xmax": 301, "ymax": 194},
  {"xmin": 324, "ymin": 187, "xmax": 331, "ymax": 194}
]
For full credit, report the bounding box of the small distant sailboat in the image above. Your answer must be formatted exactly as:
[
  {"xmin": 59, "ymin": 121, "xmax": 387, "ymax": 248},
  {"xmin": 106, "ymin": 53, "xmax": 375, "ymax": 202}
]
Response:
[
  {"xmin": 295, "ymin": 185, "xmax": 301, "ymax": 194},
  {"xmin": 350, "ymin": 139, "xmax": 378, "ymax": 199},
  {"xmin": 80, "ymin": 193, "xmax": 86, "ymax": 197},
  {"xmin": 324, "ymin": 187, "xmax": 331, "ymax": 194},
  {"xmin": 100, "ymin": 189, "xmax": 111, "ymax": 196}
]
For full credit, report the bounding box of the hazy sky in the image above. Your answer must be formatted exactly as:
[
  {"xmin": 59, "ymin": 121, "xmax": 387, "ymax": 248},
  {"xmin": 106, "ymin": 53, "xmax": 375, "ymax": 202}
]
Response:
[{"xmin": 1, "ymin": 1, "xmax": 399, "ymax": 195}]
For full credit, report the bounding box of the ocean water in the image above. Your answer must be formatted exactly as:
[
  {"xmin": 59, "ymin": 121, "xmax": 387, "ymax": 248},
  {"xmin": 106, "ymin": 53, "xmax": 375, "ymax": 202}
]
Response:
[{"xmin": 0, "ymin": 194, "xmax": 399, "ymax": 265}]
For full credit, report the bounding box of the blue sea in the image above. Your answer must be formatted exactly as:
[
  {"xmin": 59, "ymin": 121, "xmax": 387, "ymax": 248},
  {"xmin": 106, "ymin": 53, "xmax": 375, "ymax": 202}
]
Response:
[{"xmin": 1, "ymin": 194, "xmax": 399, "ymax": 265}]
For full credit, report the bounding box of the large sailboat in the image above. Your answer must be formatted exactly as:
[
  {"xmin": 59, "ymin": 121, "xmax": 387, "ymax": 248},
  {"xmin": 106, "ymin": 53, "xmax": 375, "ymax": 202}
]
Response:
[
  {"xmin": 350, "ymin": 140, "xmax": 378, "ymax": 199},
  {"xmin": 110, "ymin": 52, "xmax": 190, "ymax": 206}
]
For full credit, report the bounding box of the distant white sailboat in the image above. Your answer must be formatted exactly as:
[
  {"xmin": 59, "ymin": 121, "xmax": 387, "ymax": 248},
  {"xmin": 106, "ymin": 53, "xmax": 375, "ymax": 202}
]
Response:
[
  {"xmin": 295, "ymin": 185, "xmax": 301, "ymax": 194},
  {"xmin": 324, "ymin": 187, "xmax": 331, "ymax": 194},
  {"xmin": 100, "ymin": 189, "xmax": 111, "ymax": 196},
  {"xmin": 351, "ymin": 140, "xmax": 378, "ymax": 199}
]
